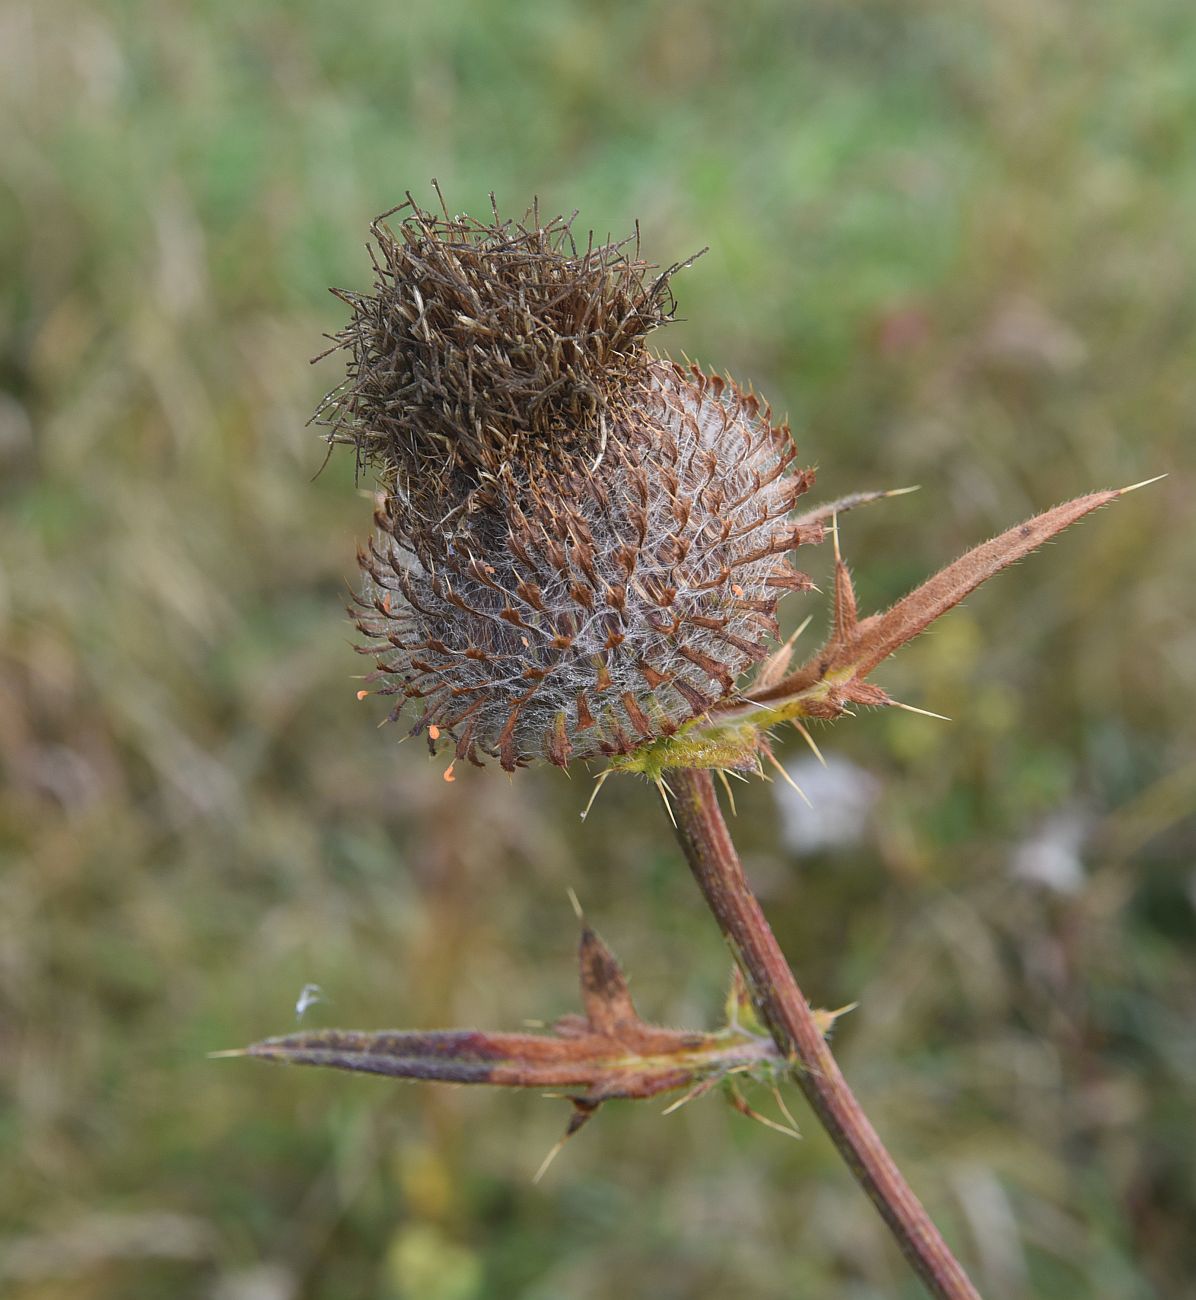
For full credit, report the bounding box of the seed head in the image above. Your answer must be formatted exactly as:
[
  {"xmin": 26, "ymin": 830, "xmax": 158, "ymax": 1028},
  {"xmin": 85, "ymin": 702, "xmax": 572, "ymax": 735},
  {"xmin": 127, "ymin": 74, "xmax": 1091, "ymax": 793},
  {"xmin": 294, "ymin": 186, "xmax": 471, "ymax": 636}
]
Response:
[{"xmin": 317, "ymin": 193, "xmax": 818, "ymax": 770}]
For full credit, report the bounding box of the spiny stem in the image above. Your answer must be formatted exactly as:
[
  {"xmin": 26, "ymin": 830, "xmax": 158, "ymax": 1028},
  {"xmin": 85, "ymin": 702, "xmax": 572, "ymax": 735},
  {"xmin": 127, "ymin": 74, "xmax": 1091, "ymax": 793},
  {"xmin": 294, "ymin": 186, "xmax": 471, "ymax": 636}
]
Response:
[{"xmin": 668, "ymin": 767, "xmax": 982, "ymax": 1300}]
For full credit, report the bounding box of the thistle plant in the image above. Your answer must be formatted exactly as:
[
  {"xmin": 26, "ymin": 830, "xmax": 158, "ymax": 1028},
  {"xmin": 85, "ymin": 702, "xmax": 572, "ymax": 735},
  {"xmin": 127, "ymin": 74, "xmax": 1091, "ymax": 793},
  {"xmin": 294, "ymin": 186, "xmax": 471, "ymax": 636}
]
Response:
[{"xmin": 227, "ymin": 188, "xmax": 1156, "ymax": 1299}]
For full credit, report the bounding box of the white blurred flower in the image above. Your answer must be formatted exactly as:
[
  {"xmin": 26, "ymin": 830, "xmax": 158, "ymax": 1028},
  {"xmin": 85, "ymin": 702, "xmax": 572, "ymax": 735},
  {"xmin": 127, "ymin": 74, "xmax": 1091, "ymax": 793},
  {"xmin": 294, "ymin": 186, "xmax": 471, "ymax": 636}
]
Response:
[
  {"xmin": 772, "ymin": 755, "xmax": 881, "ymax": 854},
  {"xmin": 1010, "ymin": 807, "xmax": 1090, "ymax": 894}
]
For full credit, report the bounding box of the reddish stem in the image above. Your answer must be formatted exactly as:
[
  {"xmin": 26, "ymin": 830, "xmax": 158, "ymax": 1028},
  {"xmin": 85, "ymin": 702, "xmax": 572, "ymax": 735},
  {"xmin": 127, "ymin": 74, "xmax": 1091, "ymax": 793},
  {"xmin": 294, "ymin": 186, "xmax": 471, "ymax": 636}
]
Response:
[{"xmin": 670, "ymin": 767, "xmax": 982, "ymax": 1300}]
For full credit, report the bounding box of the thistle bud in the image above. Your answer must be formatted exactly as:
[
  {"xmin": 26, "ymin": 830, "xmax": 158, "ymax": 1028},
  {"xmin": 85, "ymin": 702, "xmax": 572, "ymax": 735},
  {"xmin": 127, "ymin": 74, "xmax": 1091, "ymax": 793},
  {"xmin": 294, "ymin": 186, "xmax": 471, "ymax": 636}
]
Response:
[{"xmin": 317, "ymin": 194, "xmax": 817, "ymax": 770}]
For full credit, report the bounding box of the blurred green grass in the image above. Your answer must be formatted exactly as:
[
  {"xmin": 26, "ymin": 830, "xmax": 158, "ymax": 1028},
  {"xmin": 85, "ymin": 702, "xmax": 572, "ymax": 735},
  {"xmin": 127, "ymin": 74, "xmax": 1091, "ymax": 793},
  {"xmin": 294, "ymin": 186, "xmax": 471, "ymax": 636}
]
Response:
[{"xmin": 1, "ymin": 1, "xmax": 1194, "ymax": 1297}]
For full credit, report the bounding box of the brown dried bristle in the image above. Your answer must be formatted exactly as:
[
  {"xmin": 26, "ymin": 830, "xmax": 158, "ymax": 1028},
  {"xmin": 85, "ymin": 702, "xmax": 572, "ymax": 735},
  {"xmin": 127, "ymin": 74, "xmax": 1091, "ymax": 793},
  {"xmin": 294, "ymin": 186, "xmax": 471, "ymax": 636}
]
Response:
[
  {"xmin": 316, "ymin": 193, "xmax": 691, "ymax": 503},
  {"xmin": 323, "ymin": 195, "xmax": 818, "ymax": 770}
]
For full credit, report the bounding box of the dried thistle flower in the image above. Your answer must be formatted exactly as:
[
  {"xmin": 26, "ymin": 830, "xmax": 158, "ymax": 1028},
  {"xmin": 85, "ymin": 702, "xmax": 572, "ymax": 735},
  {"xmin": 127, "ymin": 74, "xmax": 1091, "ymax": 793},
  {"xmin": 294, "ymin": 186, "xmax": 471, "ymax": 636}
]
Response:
[{"xmin": 317, "ymin": 192, "xmax": 818, "ymax": 771}]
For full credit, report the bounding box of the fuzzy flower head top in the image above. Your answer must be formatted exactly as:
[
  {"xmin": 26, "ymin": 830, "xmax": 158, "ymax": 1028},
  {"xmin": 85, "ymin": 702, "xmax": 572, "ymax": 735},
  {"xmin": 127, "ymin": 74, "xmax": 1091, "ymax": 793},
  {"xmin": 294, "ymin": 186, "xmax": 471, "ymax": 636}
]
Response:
[{"xmin": 316, "ymin": 192, "xmax": 818, "ymax": 772}]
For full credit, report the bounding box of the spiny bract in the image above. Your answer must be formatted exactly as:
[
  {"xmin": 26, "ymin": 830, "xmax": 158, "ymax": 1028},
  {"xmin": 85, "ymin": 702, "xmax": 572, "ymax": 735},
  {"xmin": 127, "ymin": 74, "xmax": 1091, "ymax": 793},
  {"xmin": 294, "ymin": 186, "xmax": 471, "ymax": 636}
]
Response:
[{"xmin": 316, "ymin": 193, "xmax": 818, "ymax": 770}]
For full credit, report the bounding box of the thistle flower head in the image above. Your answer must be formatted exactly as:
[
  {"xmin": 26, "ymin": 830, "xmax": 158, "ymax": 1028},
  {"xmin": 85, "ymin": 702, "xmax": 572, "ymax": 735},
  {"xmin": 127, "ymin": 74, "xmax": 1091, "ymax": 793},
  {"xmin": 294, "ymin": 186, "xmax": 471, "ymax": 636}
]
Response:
[{"xmin": 318, "ymin": 193, "xmax": 818, "ymax": 771}]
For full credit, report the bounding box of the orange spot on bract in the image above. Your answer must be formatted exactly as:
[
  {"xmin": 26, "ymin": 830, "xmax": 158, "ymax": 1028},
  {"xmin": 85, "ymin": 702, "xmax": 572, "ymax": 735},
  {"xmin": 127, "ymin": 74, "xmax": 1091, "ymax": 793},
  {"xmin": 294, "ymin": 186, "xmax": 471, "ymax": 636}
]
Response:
[
  {"xmin": 443, "ymin": 762, "xmax": 456, "ymax": 783},
  {"xmin": 428, "ymin": 724, "xmax": 441, "ymax": 740},
  {"xmin": 356, "ymin": 690, "xmax": 370, "ymax": 701},
  {"xmin": 521, "ymin": 636, "xmax": 530, "ymax": 647},
  {"xmin": 731, "ymin": 584, "xmax": 745, "ymax": 596}
]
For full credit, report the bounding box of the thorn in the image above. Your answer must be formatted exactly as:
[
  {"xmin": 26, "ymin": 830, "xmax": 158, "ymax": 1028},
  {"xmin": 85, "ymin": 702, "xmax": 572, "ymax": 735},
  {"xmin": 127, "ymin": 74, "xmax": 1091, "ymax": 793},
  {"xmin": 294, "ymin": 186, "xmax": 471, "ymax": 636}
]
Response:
[
  {"xmin": 1117, "ymin": 473, "xmax": 1168, "ymax": 495},
  {"xmin": 532, "ymin": 1103, "xmax": 597, "ymax": 1183},
  {"xmin": 788, "ymin": 613, "xmax": 814, "ymax": 646},
  {"xmin": 755, "ymin": 615, "xmax": 815, "ymax": 690},
  {"xmin": 580, "ymin": 768, "xmax": 612, "ymax": 820},
  {"xmin": 831, "ymin": 511, "xmax": 841, "ymax": 563},
  {"xmin": 888, "ymin": 699, "xmax": 952, "ymax": 722},
  {"xmin": 771, "ymin": 1084, "xmax": 801, "ymax": 1136},
  {"xmin": 812, "ymin": 1001, "xmax": 860, "ymax": 1036},
  {"xmin": 792, "ymin": 720, "xmax": 827, "ymax": 767},
  {"xmin": 566, "ymin": 887, "xmax": 584, "ymax": 922},
  {"xmin": 207, "ymin": 1049, "xmax": 249, "ymax": 1059},
  {"xmin": 761, "ymin": 747, "xmax": 812, "ymax": 808},
  {"xmin": 655, "ymin": 778, "xmax": 677, "ymax": 828},
  {"xmin": 532, "ymin": 1136, "xmax": 570, "ymax": 1185},
  {"xmin": 793, "ymin": 485, "xmax": 922, "ymax": 529},
  {"xmin": 661, "ymin": 1075, "xmax": 720, "ymax": 1116},
  {"xmin": 726, "ymin": 1080, "xmax": 801, "ymax": 1139},
  {"xmin": 716, "ymin": 768, "xmax": 738, "ymax": 816}
]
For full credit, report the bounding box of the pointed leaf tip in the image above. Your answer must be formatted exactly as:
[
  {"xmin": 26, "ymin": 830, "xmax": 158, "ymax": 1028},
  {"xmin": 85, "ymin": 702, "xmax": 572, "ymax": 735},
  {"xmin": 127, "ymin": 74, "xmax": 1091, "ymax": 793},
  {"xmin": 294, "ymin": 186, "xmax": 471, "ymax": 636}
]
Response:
[
  {"xmin": 844, "ymin": 487, "xmax": 1124, "ymax": 679},
  {"xmin": 533, "ymin": 1101, "xmax": 599, "ymax": 1183},
  {"xmin": 755, "ymin": 614, "xmax": 814, "ymax": 691},
  {"xmin": 748, "ymin": 486, "xmax": 1127, "ymax": 711},
  {"xmin": 812, "ymin": 1002, "xmax": 859, "ymax": 1036},
  {"xmin": 577, "ymin": 922, "xmax": 638, "ymax": 1033},
  {"xmin": 887, "ymin": 700, "xmax": 952, "ymax": 722},
  {"xmin": 1117, "ymin": 473, "xmax": 1167, "ymax": 495},
  {"xmin": 794, "ymin": 484, "xmax": 921, "ymax": 529}
]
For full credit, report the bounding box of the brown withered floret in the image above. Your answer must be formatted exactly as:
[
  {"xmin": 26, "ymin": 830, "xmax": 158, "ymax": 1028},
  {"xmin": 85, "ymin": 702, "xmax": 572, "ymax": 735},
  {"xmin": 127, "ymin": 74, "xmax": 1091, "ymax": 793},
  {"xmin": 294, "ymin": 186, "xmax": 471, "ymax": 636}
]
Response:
[
  {"xmin": 317, "ymin": 194, "xmax": 819, "ymax": 769},
  {"xmin": 315, "ymin": 191, "xmax": 690, "ymax": 504}
]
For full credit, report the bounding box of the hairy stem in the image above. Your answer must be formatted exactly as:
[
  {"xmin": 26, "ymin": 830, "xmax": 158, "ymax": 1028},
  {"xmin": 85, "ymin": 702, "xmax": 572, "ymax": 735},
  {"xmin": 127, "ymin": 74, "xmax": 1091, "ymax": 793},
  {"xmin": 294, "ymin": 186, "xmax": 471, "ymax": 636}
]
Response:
[{"xmin": 669, "ymin": 767, "xmax": 982, "ymax": 1300}]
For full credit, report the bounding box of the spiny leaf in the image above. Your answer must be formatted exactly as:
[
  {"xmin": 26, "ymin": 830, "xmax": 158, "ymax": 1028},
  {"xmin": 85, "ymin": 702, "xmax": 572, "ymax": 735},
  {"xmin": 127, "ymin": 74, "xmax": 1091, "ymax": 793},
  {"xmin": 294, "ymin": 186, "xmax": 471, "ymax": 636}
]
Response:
[
  {"xmin": 220, "ymin": 921, "xmax": 858, "ymax": 1175},
  {"xmin": 748, "ymin": 483, "xmax": 1154, "ymax": 713},
  {"xmin": 848, "ymin": 488, "xmax": 1133, "ymax": 677},
  {"xmin": 224, "ymin": 920, "xmax": 786, "ymax": 1108}
]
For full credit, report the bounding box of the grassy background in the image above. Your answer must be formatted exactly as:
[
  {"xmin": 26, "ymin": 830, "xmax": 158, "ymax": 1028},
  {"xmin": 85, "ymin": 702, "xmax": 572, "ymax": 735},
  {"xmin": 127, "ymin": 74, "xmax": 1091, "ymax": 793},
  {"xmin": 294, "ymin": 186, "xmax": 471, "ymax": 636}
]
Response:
[{"xmin": 2, "ymin": 1, "xmax": 1194, "ymax": 1296}]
